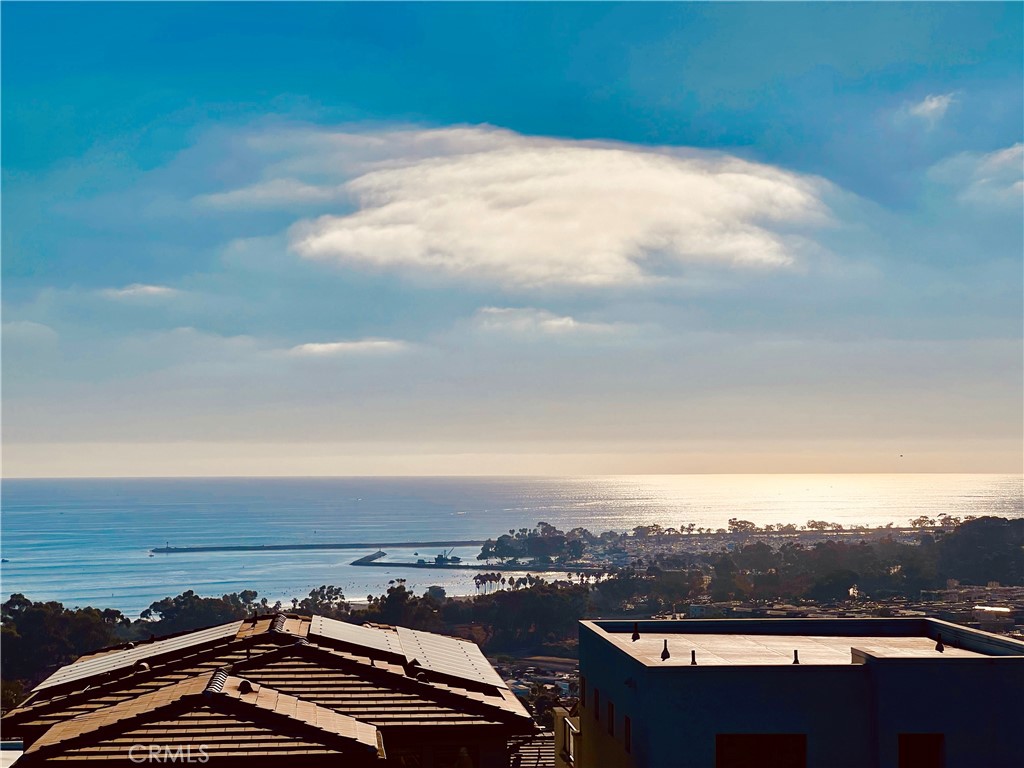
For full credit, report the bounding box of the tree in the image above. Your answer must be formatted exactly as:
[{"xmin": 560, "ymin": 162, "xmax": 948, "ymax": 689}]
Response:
[
  {"xmin": 809, "ymin": 570, "xmax": 860, "ymax": 603},
  {"xmin": 938, "ymin": 517, "xmax": 1024, "ymax": 586},
  {"xmin": 728, "ymin": 518, "xmax": 758, "ymax": 534},
  {"xmin": 2, "ymin": 595, "xmax": 130, "ymax": 701},
  {"xmin": 709, "ymin": 556, "xmax": 745, "ymax": 601},
  {"xmin": 297, "ymin": 585, "xmax": 348, "ymax": 619},
  {"xmin": 139, "ymin": 590, "xmax": 256, "ymax": 635}
]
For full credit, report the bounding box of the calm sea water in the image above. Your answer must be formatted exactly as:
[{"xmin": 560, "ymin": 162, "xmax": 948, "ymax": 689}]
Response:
[{"xmin": 1, "ymin": 475, "xmax": 1021, "ymax": 617}]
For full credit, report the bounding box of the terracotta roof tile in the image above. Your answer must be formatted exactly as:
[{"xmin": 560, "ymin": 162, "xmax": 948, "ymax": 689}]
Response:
[{"xmin": 8, "ymin": 613, "xmax": 533, "ymax": 763}]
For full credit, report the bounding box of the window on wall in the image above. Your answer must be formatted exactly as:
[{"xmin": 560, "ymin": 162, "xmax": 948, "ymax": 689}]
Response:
[
  {"xmin": 898, "ymin": 734, "xmax": 944, "ymax": 768},
  {"xmin": 716, "ymin": 734, "xmax": 807, "ymax": 768},
  {"xmin": 607, "ymin": 700, "xmax": 615, "ymax": 736},
  {"xmin": 624, "ymin": 716, "xmax": 632, "ymax": 754},
  {"xmin": 593, "ymin": 689, "xmax": 600, "ymax": 720}
]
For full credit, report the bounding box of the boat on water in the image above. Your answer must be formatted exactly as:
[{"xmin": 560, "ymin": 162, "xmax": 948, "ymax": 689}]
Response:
[{"xmin": 434, "ymin": 548, "xmax": 462, "ymax": 565}]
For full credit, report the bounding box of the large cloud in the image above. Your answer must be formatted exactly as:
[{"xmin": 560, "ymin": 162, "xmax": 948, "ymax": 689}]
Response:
[{"xmin": 273, "ymin": 127, "xmax": 832, "ymax": 288}]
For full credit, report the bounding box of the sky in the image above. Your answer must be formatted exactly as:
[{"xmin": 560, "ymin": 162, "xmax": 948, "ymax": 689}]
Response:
[{"xmin": 2, "ymin": 2, "xmax": 1022, "ymax": 477}]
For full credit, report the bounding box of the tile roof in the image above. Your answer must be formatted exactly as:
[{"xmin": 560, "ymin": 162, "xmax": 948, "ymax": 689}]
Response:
[
  {"xmin": 23, "ymin": 671, "xmax": 385, "ymax": 763},
  {"xmin": 397, "ymin": 625, "xmax": 509, "ymax": 690},
  {"xmin": 231, "ymin": 642, "xmax": 528, "ymax": 726},
  {"xmin": 508, "ymin": 734, "xmax": 557, "ymax": 768},
  {"xmin": 309, "ymin": 615, "xmax": 404, "ymax": 658},
  {"xmin": 33, "ymin": 621, "xmax": 243, "ymax": 692},
  {"xmin": 6, "ymin": 614, "xmax": 535, "ymax": 764}
]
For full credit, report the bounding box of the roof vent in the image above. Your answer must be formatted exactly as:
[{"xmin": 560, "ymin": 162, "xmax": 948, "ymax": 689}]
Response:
[
  {"xmin": 125, "ymin": 642, "xmax": 135, "ymax": 649},
  {"xmin": 935, "ymin": 634, "xmax": 945, "ymax": 653},
  {"xmin": 133, "ymin": 661, "xmax": 150, "ymax": 673},
  {"xmin": 415, "ymin": 671, "xmax": 429, "ymax": 682},
  {"xmin": 205, "ymin": 668, "xmax": 229, "ymax": 695},
  {"xmin": 238, "ymin": 678, "xmax": 254, "ymax": 694},
  {"xmin": 661, "ymin": 640, "xmax": 671, "ymax": 661},
  {"xmin": 793, "ymin": 650, "xmax": 800, "ymax": 665},
  {"xmin": 690, "ymin": 650, "xmax": 697, "ymax": 666},
  {"xmin": 631, "ymin": 623, "xmax": 640, "ymax": 642}
]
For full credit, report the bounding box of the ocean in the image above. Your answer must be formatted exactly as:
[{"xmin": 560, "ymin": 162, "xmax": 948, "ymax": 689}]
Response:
[{"xmin": 1, "ymin": 474, "xmax": 1021, "ymax": 617}]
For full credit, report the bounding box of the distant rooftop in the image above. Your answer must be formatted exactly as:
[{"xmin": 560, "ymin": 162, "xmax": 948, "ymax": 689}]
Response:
[{"xmin": 584, "ymin": 617, "xmax": 1024, "ymax": 668}]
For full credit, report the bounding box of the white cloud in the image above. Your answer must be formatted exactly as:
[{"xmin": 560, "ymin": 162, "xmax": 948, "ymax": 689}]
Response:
[
  {"xmin": 262, "ymin": 126, "xmax": 833, "ymax": 288},
  {"xmin": 194, "ymin": 178, "xmax": 341, "ymax": 210},
  {"xmin": 472, "ymin": 307, "xmax": 622, "ymax": 336},
  {"xmin": 287, "ymin": 339, "xmax": 408, "ymax": 357},
  {"xmin": 928, "ymin": 143, "xmax": 1023, "ymax": 207},
  {"xmin": 101, "ymin": 283, "xmax": 180, "ymax": 299},
  {"xmin": 906, "ymin": 93, "xmax": 956, "ymax": 126}
]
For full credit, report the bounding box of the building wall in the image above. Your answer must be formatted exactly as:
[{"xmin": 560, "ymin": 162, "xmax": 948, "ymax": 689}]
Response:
[
  {"xmin": 868, "ymin": 658, "xmax": 1024, "ymax": 768},
  {"xmin": 579, "ymin": 620, "xmax": 1024, "ymax": 768},
  {"xmin": 577, "ymin": 628, "xmax": 642, "ymax": 768}
]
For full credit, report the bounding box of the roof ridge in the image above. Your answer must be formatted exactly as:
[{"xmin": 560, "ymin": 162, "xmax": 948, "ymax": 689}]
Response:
[{"xmin": 204, "ymin": 667, "xmax": 230, "ymax": 694}]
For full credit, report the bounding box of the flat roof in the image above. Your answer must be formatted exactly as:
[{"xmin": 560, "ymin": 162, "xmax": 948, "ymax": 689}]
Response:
[
  {"xmin": 603, "ymin": 633, "xmax": 984, "ymax": 666},
  {"xmin": 584, "ymin": 618, "xmax": 1024, "ymax": 667}
]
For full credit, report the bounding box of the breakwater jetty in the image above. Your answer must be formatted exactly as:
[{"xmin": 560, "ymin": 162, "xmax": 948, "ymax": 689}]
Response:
[
  {"xmin": 351, "ymin": 558, "xmax": 607, "ymax": 574},
  {"xmin": 151, "ymin": 540, "xmax": 488, "ymax": 554},
  {"xmin": 351, "ymin": 550, "xmax": 387, "ymax": 565}
]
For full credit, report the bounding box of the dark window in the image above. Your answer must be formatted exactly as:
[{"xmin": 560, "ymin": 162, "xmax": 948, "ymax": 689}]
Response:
[
  {"xmin": 593, "ymin": 689, "xmax": 600, "ymax": 720},
  {"xmin": 624, "ymin": 715, "xmax": 632, "ymax": 753},
  {"xmin": 607, "ymin": 700, "xmax": 615, "ymax": 736},
  {"xmin": 580, "ymin": 675, "xmax": 586, "ymax": 704},
  {"xmin": 899, "ymin": 734, "xmax": 944, "ymax": 768},
  {"xmin": 716, "ymin": 734, "xmax": 807, "ymax": 768}
]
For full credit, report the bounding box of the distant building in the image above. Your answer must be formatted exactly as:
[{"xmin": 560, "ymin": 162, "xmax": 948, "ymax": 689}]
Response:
[
  {"xmin": 570, "ymin": 617, "xmax": 1024, "ymax": 768},
  {"xmin": 3, "ymin": 614, "xmax": 537, "ymax": 767}
]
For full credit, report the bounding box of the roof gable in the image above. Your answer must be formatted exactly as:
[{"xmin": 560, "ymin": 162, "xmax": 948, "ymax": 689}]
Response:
[{"xmin": 23, "ymin": 670, "xmax": 385, "ymax": 763}]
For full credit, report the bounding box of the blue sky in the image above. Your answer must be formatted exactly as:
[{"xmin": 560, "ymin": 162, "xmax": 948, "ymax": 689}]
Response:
[{"xmin": 3, "ymin": 2, "xmax": 1021, "ymax": 476}]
